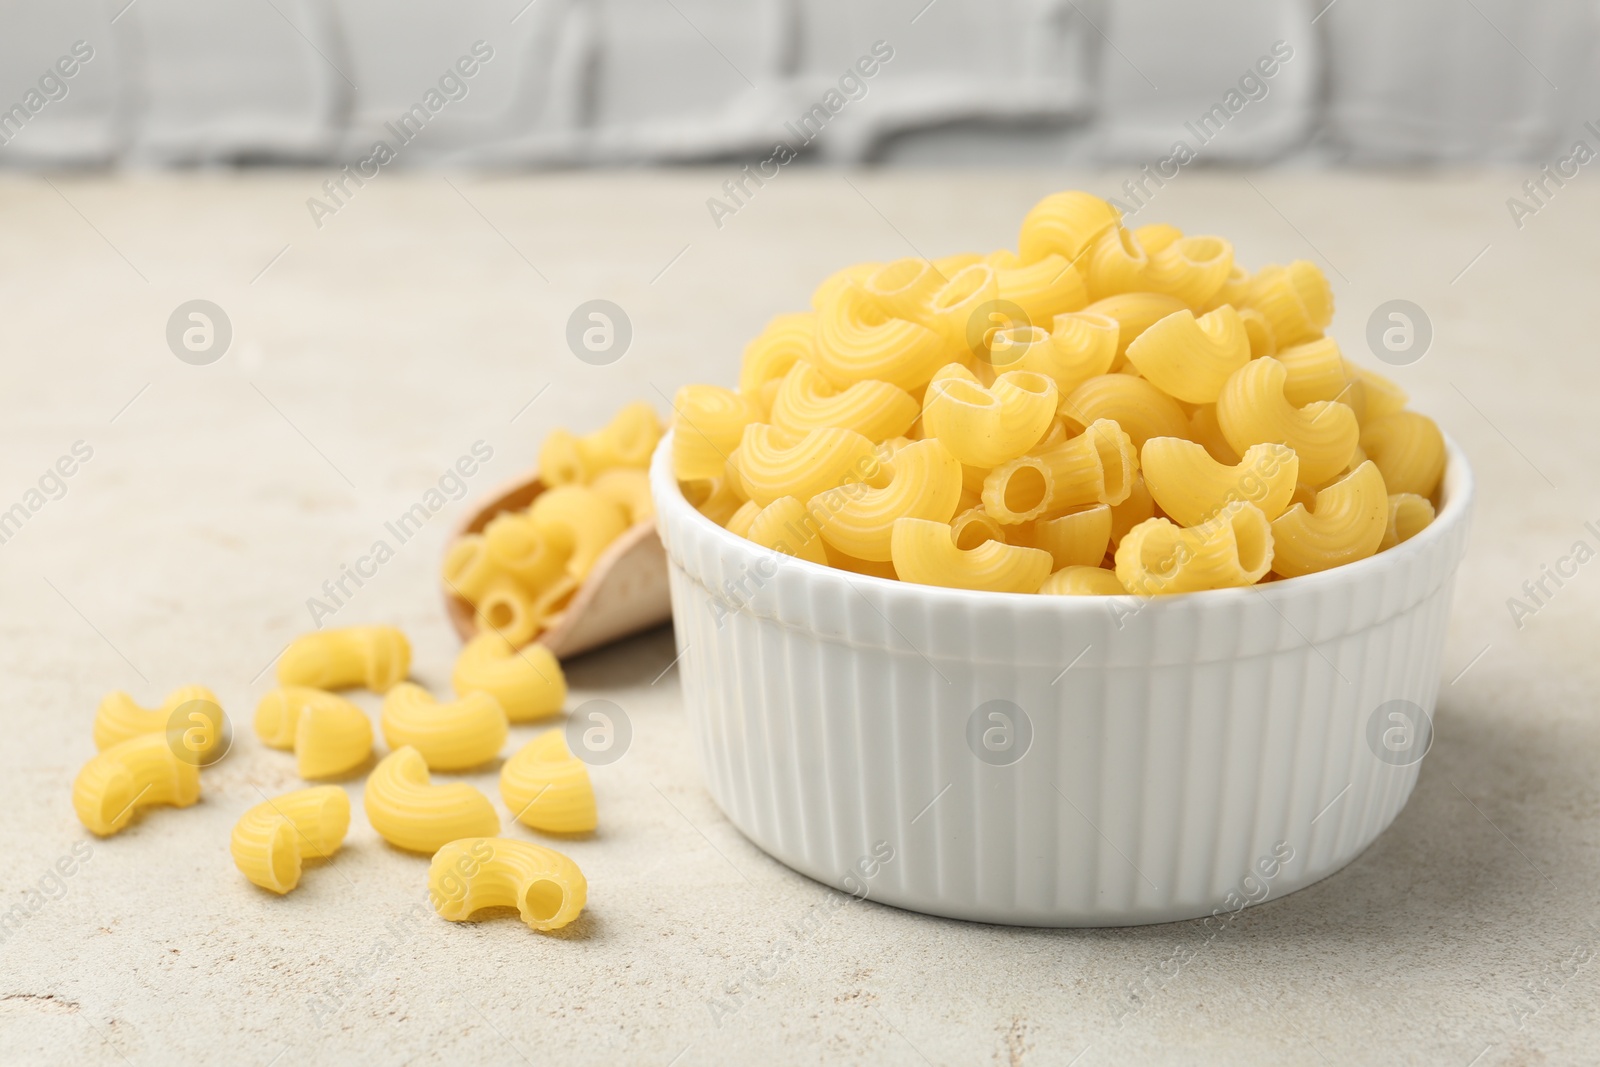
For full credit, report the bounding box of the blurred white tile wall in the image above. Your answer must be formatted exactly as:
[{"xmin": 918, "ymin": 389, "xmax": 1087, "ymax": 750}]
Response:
[{"xmin": 0, "ymin": 0, "xmax": 1594, "ymax": 167}]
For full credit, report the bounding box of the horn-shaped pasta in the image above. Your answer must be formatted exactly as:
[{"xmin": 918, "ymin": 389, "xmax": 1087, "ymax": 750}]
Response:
[
  {"xmin": 950, "ymin": 507, "xmax": 1007, "ymax": 549},
  {"xmin": 690, "ymin": 471, "xmax": 748, "ymax": 527},
  {"xmin": 255, "ymin": 687, "xmax": 374, "ymax": 778},
  {"xmin": 1108, "ymin": 472, "xmax": 1156, "ymax": 547},
  {"xmin": 1276, "ymin": 338, "xmax": 1353, "ymax": 406},
  {"xmin": 1360, "ymin": 411, "xmax": 1446, "ymax": 498},
  {"xmin": 862, "ymin": 258, "xmax": 945, "ymax": 322},
  {"xmin": 364, "ymin": 746, "xmax": 500, "ymax": 853},
  {"xmin": 1216, "ymin": 357, "xmax": 1359, "ymax": 486},
  {"xmin": 824, "ymin": 544, "xmax": 899, "ymax": 579},
  {"xmin": 922, "ymin": 365, "xmax": 1058, "ymax": 467},
  {"xmin": 738, "ymin": 313, "xmax": 815, "ymax": 418},
  {"xmin": 1141, "ymin": 438, "xmax": 1299, "ymax": 526},
  {"xmin": 483, "ymin": 512, "xmax": 573, "ymax": 591},
  {"xmin": 736, "ymin": 425, "xmax": 879, "ymax": 507},
  {"xmin": 1238, "ymin": 307, "xmax": 1277, "ymax": 358},
  {"xmin": 1382, "ymin": 493, "xmax": 1436, "ymax": 551},
  {"xmin": 1010, "ymin": 312, "xmax": 1119, "ymax": 393},
  {"xmin": 1039, "ymin": 565, "xmax": 1128, "ymax": 595},
  {"xmin": 811, "ymin": 261, "xmax": 880, "ymax": 311},
  {"xmin": 590, "ymin": 467, "xmax": 655, "ymax": 524},
  {"xmin": 452, "ymin": 633, "xmax": 566, "ymax": 723},
  {"xmin": 994, "ymin": 254, "xmax": 1089, "ymax": 326},
  {"xmin": 1202, "ymin": 263, "xmax": 1253, "ymax": 310},
  {"xmin": 230, "ymin": 786, "xmax": 350, "ymax": 894},
  {"xmin": 1133, "ymin": 223, "xmax": 1183, "ymax": 254},
  {"xmin": 1347, "ymin": 362, "xmax": 1408, "ymax": 422},
  {"xmin": 380, "ymin": 683, "xmax": 508, "ymax": 771},
  {"xmin": 428, "ymin": 838, "xmax": 587, "ymax": 933},
  {"xmin": 1242, "ymin": 261, "xmax": 1333, "ymax": 347},
  {"xmin": 891, "ymin": 517, "xmax": 1053, "ymax": 593},
  {"xmin": 442, "ymin": 534, "xmax": 495, "ymax": 602},
  {"xmin": 746, "ymin": 496, "xmax": 828, "ymax": 565},
  {"xmin": 1123, "ymin": 306, "xmax": 1250, "ymax": 404},
  {"xmin": 1018, "ymin": 190, "xmax": 1121, "ymax": 264},
  {"xmin": 1269, "ymin": 461, "xmax": 1388, "ymax": 578},
  {"xmin": 925, "ymin": 263, "xmax": 1000, "ymax": 356},
  {"xmin": 986, "ymin": 418, "xmax": 1136, "ymax": 523},
  {"xmin": 73, "ymin": 733, "xmax": 201, "ymax": 836},
  {"xmin": 815, "ymin": 282, "xmax": 947, "ymax": 391},
  {"xmin": 93, "ymin": 685, "xmax": 221, "ymax": 753},
  {"xmin": 1084, "ymin": 226, "xmax": 1151, "ymax": 300},
  {"xmin": 1018, "ymin": 504, "xmax": 1113, "ymax": 569},
  {"xmin": 278, "ymin": 625, "xmax": 410, "ymax": 693},
  {"xmin": 769, "ymin": 362, "xmax": 919, "ymax": 442},
  {"xmin": 1115, "ymin": 501, "xmax": 1275, "ymax": 595},
  {"xmin": 671, "ymin": 385, "xmax": 758, "ymax": 481},
  {"xmin": 725, "ymin": 499, "xmax": 760, "ymax": 539},
  {"xmin": 538, "ymin": 402, "xmax": 663, "ymax": 485},
  {"xmin": 1187, "ymin": 404, "xmax": 1241, "ymax": 464},
  {"xmin": 475, "ymin": 577, "xmax": 540, "ymax": 646},
  {"xmin": 1060, "ymin": 374, "xmax": 1189, "ymax": 447},
  {"xmin": 808, "ymin": 438, "xmax": 962, "ymax": 561},
  {"xmin": 1083, "ymin": 293, "xmax": 1189, "ymax": 363},
  {"xmin": 527, "ymin": 485, "xmax": 628, "ymax": 580},
  {"xmin": 1144, "ymin": 235, "xmax": 1234, "ymax": 308},
  {"xmin": 500, "ymin": 729, "xmax": 597, "ymax": 834}
]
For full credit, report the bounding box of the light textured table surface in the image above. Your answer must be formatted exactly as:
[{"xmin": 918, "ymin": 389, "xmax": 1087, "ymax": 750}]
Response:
[{"xmin": 1, "ymin": 169, "xmax": 1596, "ymax": 1067}]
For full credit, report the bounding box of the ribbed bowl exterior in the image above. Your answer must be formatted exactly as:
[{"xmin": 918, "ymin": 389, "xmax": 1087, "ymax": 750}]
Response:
[{"xmin": 649, "ymin": 435, "xmax": 1474, "ymax": 926}]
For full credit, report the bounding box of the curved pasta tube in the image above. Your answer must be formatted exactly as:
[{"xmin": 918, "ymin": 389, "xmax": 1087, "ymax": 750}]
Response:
[
  {"xmin": 862, "ymin": 258, "xmax": 945, "ymax": 322},
  {"xmin": 364, "ymin": 746, "xmax": 500, "ymax": 853},
  {"xmin": 1040, "ymin": 566, "xmax": 1128, "ymax": 595},
  {"xmin": 1348, "ymin": 362, "xmax": 1408, "ymax": 422},
  {"xmin": 922, "ymin": 365, "xmax": 1058, "ymax": 467},
  {"xmin": 1018, "ymin": 191, "xmax": 1121, "ymax": 263},
  {"xmin": 994, "ymin": 254, "xmax": 1089, "ymax": 326},
  {"xmin": 73, "ymin": 733, "xmax": 200, "ymax": 836},
  {"xmin": 1360, "ymin": 411, "xmax": 1446, "ymax": 498},
  {"xmin": 452, "ymin": 633, "xmax": 566, "ymax": 723},
  {"xmin": 739, "ymin": 314, "xmax": 816, "ymax": 419},
  {"xmin": 1114, "ymin": 501, "xmax": 1274, "ymax": 595},
  {"xmin": 500, "ymin": 729, "xmax": 597, "ymax": 834},
  {"xmin": 769, "ymin": 361, "xmax": 919, "ymax": 442},
  {"xmin": 527, "ymin": 485, "xmax": 628, "ymax": 580},
  {"xmin": 1108, "ymin": 472, "xmax": 1156, "ymax": 547},
  {"xmin": 230, "ymin": 786, "xmax": 349, "ymax": 894},
  {"xmin": 475, "ymin": 577, "xmax": 540, "ymax": 646},
  {"xmin": 950, "ymin": 507, "xmax": 1007, "ymax": 549},
  {"xmin": 1084, "ymin": 226, "xmax": 1152, "ymax": 300},
  {"xmin": 1269, "ymin": 461, "xmax": 1388, "ymax": 578},
  {"xmin": 746, "ymin": 496, "xmax": 828, "ymax": 565},
  {"xmin": 1009, "ymin": 312, "xmax": 1119, "ymax": 393},
  {"xmin": 1124, "ymin": 306, "xmax": 1250, "ymax": 403},
  {"xmin": 428, "ymin": 838, "xmax": 587, "ymax": 933},
  {"xmin": 590, "ymin": 467, "xmax": 655, "ymax": 525},
  {"xmin": 483, "ymin": 511, "xmax": 573, "ymax": 591},
  {"xmin": 736, "ymin": 424, "xmax": 879, "ymax": 507},
  {"xmin": 1187, "ymin": 404, "xmax": 1241, "ymax": 464},
  {"xmin": 1061, "ymin": 374, "xmax": 1189, "ymax": 448},
  {"xmin": 278, "ymin": 625, "xmax": 410, "ymax": 693},
  {"xmin": 985, "ymin": 419, "xmax": 1135, "ymax": 522},
  {"xmin": 1020, "ymin": 504, "xmax": 1113, "ymax": 569},
  {"xmin": 93, "ymin": 685, "xmax": 221, "ymax": 754},
  {"xmin": 1083, "ymin": 293, "xmax": 1189, "ymax": 363},
  {"xmin": 925, "ymin": 263, "xmax": 999, "ymax": 356},
  {"xmin": 671, "ymin": 385, "xmax": 758, "ymax": 481},
  {"xmin": 725, "ymin": 499, "xmax": 760, "ymax": 538},
  {"xmin": 1202, "ymin": 263, "xmax": 1252, "ymax": 311},
  {"xmin": 1237, "ymin": 307, "xmax": 1277, "ymax": 358},
  {"xmin": 1143, "ymin": 235, "xmax": 1234, "ymax": 308},
  {"xmin": 1141, "ymin": 438, "xmax": 1300, "ymax": 526},
  {"xmin": 811, "ymin": 261, "xmax": 880, "ymax": 311},
  {"xmin": 1216, "ymin": 357, "xmax": 1359, "ymax": 486},
  {"xmin": 691, "ymin": 469, "xmax": 748, "ymax": 528},
  {"xmin": 823, "ymin": 544, "xmax": 899, "ymax": 580},
  {"xmin": 380, "ymin": 683, "xmax": 508, "ymax": 771},
  {"xmin": 890, "ymin": 517, "xmax": 1053, "ymax": 593},
  {"xmin": 1133, "ymin": 223, "xmax": 1182, "ymax": 254},
  {"xmin": 442, "ymin": 534, "xmax": 495, "ymax": 603},
  {"xmin": 1276, "ymin": 338, "xmax": 1353, "ymax": 407},
  {"xmin": 1242, "ymin": 261, "xmax": 1333, "ymax": 347},
  {"xmin": 255, "ymin": 687, "xmax": 374, "ymax": 779},
  {"xmin": 814, "ymin": 281, "xmax": 947, "ymax": 391},
  {"xmin": 1382, "ymin": 493, "xmax": 1436, "ymax": 551},
  {"xmin": 808, "ymin": 438, "xmax": 962, "ymax": 561},
  {"xmin": 530, "ymin": 575, "xmax": 579, "ymax": 629},
  {"xmin": 538, "ymin": 402, "xmax": 663, "ymax": 485}
]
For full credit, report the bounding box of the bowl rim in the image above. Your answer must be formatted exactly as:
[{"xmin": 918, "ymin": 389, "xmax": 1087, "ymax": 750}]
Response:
[{"xmin": 648, "ymin": 427, "xmax": 1474, "ymax": 614}]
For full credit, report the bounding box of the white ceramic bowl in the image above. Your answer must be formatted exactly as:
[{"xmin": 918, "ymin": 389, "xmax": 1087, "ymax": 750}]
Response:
[{"xmin": 649, "ymin": 434, "xmax": 1474, "ymax": 926}]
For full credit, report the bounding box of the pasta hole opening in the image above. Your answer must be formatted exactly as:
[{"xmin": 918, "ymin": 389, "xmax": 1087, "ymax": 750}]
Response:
[
  {"xmin": 952, "ymin": 514, "xmax": 1001, "ymax": 551},
  {"xmin": 1001, "ymin": 465, "xmax": 1049, "ymax": 517},
  {"xmin": 932, "ymin": 265, "xmax": 993, "ymax": 311},
  {"xmin": 267, "ymin": 827, "xmax": 301, "ymax": 890},
  {"xmin": 931, "ymin": 378, "xmax": 994, "ymax": 409},
  {"xmin": 1231, "ymin": 512, "xmax": 1271, "ymax": 575},
  {"xmin": 1112, "ymin": 226, "xmax": 1145, "ymax": 264},
  {"xmin": 869, "ymin": 258, "xmax": 931, "ymax": 296},
  {"xmin": 1178, "ymin": 235, "xmax": 1227, "ymax": 265},
  {"xmin": 523, "ymin": 878, "xmax": 566, "ymax": 923},
  {"xmin": 1088, "ymin": 427, "xmax": 1134, "ymax": 503},
  {"xmin": 1138, "ymin": 530, "xmax": 1185, "ymax": 582}
]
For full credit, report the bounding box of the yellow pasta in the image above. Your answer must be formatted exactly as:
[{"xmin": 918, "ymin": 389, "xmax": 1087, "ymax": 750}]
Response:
[
  {"xmin": 475, "ymin": 576, "xmax": 540, "ymax": 646},
  {"xmin": 1187, "ymin": 404, "xmax": 1241, "ymax": 464},
  {"xmin": 769, "ymin": 361, "xmax": 919, "ymax": 442},
  {"xmin": 482, "ymin": 512, "xmax": 572, "ymax": 591},
  {"xmin": 72, "ymin": 733, "xmax": 200, "ymax": 836},
  {"xmin": 808, "ymin": 438, "xmax": 962, "ymax": 561},
  {"xmin": 1216, "ymin": 357, "xmax": 1359, "ymax": 486},
  {"xmin": 1133, "ymin": 223, "xmax": 1183, "ymax": 254},
  {"xmin": 1108, "ymin": 472, "xmax": 1156, "ymax": 546},
  {"xmin": 1144, "ymin": 235, "xmax": 1234, "ymax": 308},
  {"xmin": 1269, "ymin": 461, "xmax": 1388, "ymax": 578},
  {"xmin": 428, "ymin": 838, "xmax": 587, "ymax": 933},
  {"xmin": 746, "ymin": 496, "xmax": 829, "ymax": 565},
  {"xmin": 862, "ymin": 258, "xmax": 946, "ymax": 322},
  {"xmin": 725, "ymin": 499, "xmax": 760, "ymax": 539},
  {"xmin": 1276, "ymin": 338, "xmax": 1353, "ymax": 407},
  {"xmin": 1083, "ymin": 292, "xmax": 1189, "ymax": 364},
  {"xmin": 1085, "ymin": 226, "xmax": 1153, "ymax": 300},
  {"xmin": 1039, "ymin": 566, "xmax": 1128, "ymax": 596},
  {"xmin": 891, "ymin": 517, "xmax": 1053, "ymax": 593},
  {"xmin": 255, "ymin": 687, "xmax": 374, "ymax": 779},
  {"xmin": 738, "ymin": 313, "xmax": 816, "ymax": 418},
  {"xmin": 1141, "ymin": 438, "xmax": 1299, "ymax": 526},
  {"xmin": 230, "ymin": 786, "xmax": 349, "ymax": 894},
  {"xmin": 692, "ymin": 473, "xmax": 748, "ymax": 528},
  {"xmin": 671, "ymin": 384, "xmax": 758, "ymax": 481},
  {"xmin": 380, "ymin": 683, "xmax": 508, "ymax": 771},
  {"xmin": 1060, "ymin": 374, "xmax": 1189, "ymax": 448},
  {"xmin": 452, "ymin": 632, "xmax": 566, "ymax": 723},
  {"xmin": 1237, "ymin": 306, "xmax": 1277, "ymax": 359},
  {"xmin": 528, "ymin": 485, "xmax": 629, "ymax": 581},
  {"xmin": 1242, "ymin": 261, "xmax": 1332, "ymax": 347},
  {"xmin": 950, "ymin": 506, "xmax": 1007, "ymax": 549},
  {"xmin": 1020, "ymin": 504, "xmax": 1113, "ymax": 569},
  {"xmin": 364, "ymin": 746, "xmax": 500, "ymax": 853},
  {"xmin": 1347, "ymin": 362, "xmax": 1408, "ymax": 422},
  {"xmin": 500, "ymin": 729, "xmax": 597, "ymax": 834},
  {"xmin": 1115, "ymin": 501, "xmax": 1274, "ymax": 595},
  {"xmin": 922, "ymin": 365, "xmax": 1058, "ymax": 467},
  {"xmin": 811, "ymin": 261, "xmax": 880, "ymax": 311},
  {"xmin": 814, "ymin": 280, "xmax": 947, "ymax": 391},
  {"xmin": 736, "ymin": 424, "xmax": 879, "ymax": 507},
  {"xmin": 441, "ymin": 534, "xmax": 496, "ymax": 603},
  {"xmin": 985, "ymin": 418, "xmax": 1136, "ymax": 522},
  {"xmin": 1018, "ymin": 190, "xmax": 1121, "ymax": 264},
  {"xmin": 1008, "ymin": 311, "xmax": 1119, "ymax": 393},
  {"xmin": 926, "ymin": 263, "xmax": 1000, "ymax": 356},
  {"xmin": 993, "ymin": 254, "xmax": 1090, "ymax": 326},
  {"xmin": 93, "ymin": 685, "xmax": 221, "ymax": 754},
  {"xmin": 538, "ymin": 402, "xmax": 663, "ymax": 486},
  {"xmin": 589, "ymin": 467, "xmax": 655, "ymax": 525},
  {"xmin": 277, "ymin": 625, "xmax": 410, "ymax": 693},
  {"xmin": 1382, "ymin": 493, "xmax": 1436, "ymax": 551},
  {"xmin": 1360, "ymin": 411, "xmax": 1446, "ymax": 498},
  {"xmin": 1123, "ymin": 306, "xmax": 1250, "ymax": 404}
]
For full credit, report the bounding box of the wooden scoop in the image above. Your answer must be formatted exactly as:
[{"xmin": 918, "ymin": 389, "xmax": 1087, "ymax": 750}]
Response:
[{"xmin": 443, "ymin": 473, "xmax": 672, "ymax": 659}]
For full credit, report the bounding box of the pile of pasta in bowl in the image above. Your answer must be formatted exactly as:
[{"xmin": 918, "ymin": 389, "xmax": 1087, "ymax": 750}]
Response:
[{"xmin": 670, "ymin": 191, "xmax": 1444, "ymax": 595}]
